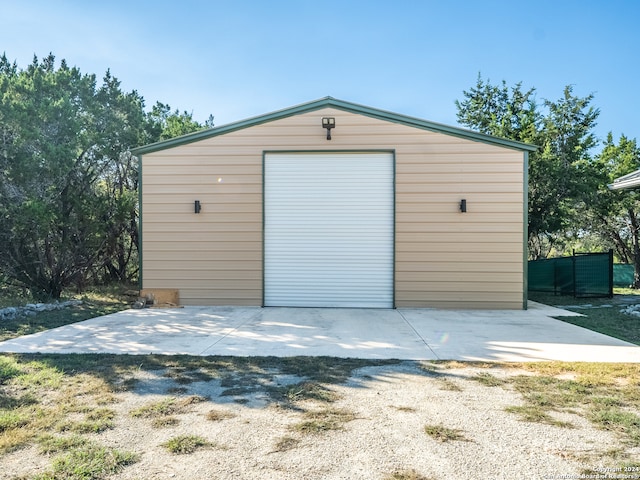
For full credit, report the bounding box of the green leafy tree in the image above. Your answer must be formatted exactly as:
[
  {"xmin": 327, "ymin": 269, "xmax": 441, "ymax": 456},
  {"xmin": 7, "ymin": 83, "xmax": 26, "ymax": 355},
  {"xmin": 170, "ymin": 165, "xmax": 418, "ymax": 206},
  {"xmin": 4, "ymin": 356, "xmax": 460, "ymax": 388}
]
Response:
[
  {"xmin": 148, "ymin": 102, "xmax": 213, "ymax": 141},
  {"xmin": 0, "ymin": 53, "xmax": 209, "ymax": 299},
  {"xmin": 532, "ymin": 86, "xmax": 600, "ymax": 256},
  {"xmin": 456, "ymin": 76, "xmax": 599, "ymax": 259},
  {"xmin": 584, "ymin": 134, "xmax": 640, "ymax": 286},
  {"xmin": 0, "ymin": 54, "xmax": 108, "ymax": 298}
]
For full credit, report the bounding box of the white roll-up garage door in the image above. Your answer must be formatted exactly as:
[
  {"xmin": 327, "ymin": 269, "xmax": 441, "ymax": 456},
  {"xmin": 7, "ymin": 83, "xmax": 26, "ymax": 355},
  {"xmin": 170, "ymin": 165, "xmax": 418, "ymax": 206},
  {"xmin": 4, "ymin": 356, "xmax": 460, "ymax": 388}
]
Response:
[{"xmin": 264, "ymin": 152, "xmax": 394, "ymax": 308}]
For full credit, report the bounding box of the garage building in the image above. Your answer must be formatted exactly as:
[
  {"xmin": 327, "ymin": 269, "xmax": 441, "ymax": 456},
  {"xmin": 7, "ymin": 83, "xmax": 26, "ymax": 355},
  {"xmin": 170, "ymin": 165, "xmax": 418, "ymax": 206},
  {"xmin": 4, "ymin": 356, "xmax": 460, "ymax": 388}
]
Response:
[{"xmin": 132, "ymin": 97, "xmax": 535, "ymax": 309}]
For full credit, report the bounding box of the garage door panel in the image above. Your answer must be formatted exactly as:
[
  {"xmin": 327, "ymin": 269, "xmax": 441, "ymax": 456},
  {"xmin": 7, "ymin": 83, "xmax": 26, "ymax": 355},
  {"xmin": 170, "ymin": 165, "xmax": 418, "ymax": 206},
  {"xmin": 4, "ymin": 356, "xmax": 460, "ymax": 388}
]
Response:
[{"xmin": 264, "ymin": 153, "xmax": 394, "ymax": 308}]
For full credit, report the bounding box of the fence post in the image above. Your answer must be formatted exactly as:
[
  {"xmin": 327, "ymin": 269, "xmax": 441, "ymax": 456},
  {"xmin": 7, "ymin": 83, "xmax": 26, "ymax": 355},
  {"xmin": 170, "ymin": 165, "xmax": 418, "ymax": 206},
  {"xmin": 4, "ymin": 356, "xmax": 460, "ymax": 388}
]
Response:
[
  {"xmin": 609, "ymin": 249, "xmax": 614, "ymax": 298},
  {"xmin": 572, "ymin": 249, "xmax": 577, "ymax": 298}
]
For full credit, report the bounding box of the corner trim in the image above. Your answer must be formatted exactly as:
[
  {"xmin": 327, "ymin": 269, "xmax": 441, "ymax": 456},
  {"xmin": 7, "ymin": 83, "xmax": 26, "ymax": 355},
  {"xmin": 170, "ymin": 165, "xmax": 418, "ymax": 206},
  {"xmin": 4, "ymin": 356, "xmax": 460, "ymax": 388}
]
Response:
[
  {"xmin": 523, "ymin": 151, "xmax": 529, "ymax": 310},
  {"xmin": 137, "ymin": 153, "xmax": 143, "ymax": 290}
]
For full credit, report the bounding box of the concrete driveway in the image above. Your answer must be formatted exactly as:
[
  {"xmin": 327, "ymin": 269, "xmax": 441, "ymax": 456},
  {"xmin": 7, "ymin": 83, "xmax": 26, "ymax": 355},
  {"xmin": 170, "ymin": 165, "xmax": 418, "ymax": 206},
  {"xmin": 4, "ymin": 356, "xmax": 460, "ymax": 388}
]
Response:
[{"xmin": 0, "ymin": 302, "xmax": 638, "ymax": 362}]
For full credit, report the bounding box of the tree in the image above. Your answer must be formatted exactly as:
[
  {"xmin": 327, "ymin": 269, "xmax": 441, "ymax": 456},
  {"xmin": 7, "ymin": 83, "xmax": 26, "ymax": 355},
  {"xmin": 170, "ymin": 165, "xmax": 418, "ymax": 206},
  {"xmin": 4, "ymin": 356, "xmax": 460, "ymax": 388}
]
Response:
[
  {"xmin": 455, "ymin": 74, "xmax": 540, "ymax": 143},
  {"xmin": 456, "ymin": 76, "xmax": 600, "ymax": 259},
  {"xmin": 148, "ymin": 102, "xmax": 213, "ymax": 141},
  {"xmin": 0, "ymin": 53, "xmax": 210, "ymax": 299},
  {"xmin": 584, "ymin": 134, "xmax": 640, "ymax": 286}
]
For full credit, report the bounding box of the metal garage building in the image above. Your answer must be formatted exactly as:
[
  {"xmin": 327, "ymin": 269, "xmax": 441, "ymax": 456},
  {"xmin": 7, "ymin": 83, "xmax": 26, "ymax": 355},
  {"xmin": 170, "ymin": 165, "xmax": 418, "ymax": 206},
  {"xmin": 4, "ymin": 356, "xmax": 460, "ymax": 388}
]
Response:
[{"xmin": 132, "ymin": 97, "xmax": 535, "ymax": 309}]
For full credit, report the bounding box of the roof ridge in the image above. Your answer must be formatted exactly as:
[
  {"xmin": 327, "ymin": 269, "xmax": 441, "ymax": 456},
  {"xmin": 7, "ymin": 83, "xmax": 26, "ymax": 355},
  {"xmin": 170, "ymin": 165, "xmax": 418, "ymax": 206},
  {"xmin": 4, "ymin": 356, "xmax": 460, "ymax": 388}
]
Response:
[{"xmin": 132, "ymin": 97, "xmax": 537, "ymax": 155}]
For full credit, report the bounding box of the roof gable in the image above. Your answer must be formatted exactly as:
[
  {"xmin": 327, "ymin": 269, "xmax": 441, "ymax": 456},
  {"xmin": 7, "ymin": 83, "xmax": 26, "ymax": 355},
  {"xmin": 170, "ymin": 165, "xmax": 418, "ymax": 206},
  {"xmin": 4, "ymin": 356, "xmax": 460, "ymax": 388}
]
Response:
[{"xmin": 132, "ymin": 96, "xmax": 537, "ymax": 155}]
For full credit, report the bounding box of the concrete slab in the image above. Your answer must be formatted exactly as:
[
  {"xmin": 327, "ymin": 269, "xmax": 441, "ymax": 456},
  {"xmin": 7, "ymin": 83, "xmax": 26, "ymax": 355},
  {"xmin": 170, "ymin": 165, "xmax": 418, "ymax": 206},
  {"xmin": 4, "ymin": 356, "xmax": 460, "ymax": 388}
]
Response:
[
  {"xmin": 0, "ymin": 302, "xmax": 638, "ymax": 362},
  {"xmin": 399, "ymin": 302, "xmax": 640, "ymax": 362},
  {"xmin": 200, "ymin": 307, "xmax": 436, "ymax": 359}
]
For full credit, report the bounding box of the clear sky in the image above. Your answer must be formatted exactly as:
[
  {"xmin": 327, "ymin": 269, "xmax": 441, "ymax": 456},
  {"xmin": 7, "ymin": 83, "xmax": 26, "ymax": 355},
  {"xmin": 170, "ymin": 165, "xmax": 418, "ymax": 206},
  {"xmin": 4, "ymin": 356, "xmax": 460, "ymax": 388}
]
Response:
[{"xmin": 2, "ymin": 0, "xmax": 638, "ymax": 145}]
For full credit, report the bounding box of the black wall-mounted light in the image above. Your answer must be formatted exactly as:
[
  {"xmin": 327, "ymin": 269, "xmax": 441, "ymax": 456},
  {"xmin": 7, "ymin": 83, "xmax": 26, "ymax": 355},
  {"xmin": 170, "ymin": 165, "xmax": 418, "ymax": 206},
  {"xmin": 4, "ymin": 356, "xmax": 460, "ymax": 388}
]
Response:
[
  {"xmin": 459, "ymin": 199, "xmax": 467, "ymax": 213},
  {"xmin": 194, "ymin": 200, "xmax": 201, "ymax": 214},
  {"xmin": 322, "ymin": 117, "xmax": 335, "ymax": 140}
]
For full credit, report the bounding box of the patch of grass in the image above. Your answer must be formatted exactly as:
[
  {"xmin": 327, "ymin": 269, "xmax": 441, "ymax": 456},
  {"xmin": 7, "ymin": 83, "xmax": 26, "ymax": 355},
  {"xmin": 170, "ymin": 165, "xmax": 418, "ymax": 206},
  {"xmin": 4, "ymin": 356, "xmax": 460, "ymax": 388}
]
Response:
[
  {"xmin": 14, "ymin": 362, "xmax": 64, "ymax": 389},
  {"xmin": 0, "ymin": 356, "xmax": 23, "ymax": 384},
  {"xmin": 0, "ymin": 392, "xmax": 38, "ymax": 410},
  {"xmin": 384, "ymin": 469, "xmax": 434, "ymax": 480},
  {"xmin": 32, "ymin": 442, "xmax": 139, "ymax": 479},
  {"xmin": 516, "ymin": 362, "xmax": 640, "ymax": 387},
  {"xmin": 271, "ymin": 435, "xmax": 300, "ymax": 452},
  {"xmin": 206, "ymin": 409, "xmax": 236, "ymax": 422},
  {"xmin": 504, "ymin": 405, "xmax": 573, "ymax": 428},
  {"xmin": 0, "ymin": 403, "xmax": 61, "ymax": 454},
  {"xmin": 501, "ymin": 363, "xmax": 640, "ymax": 447},
  {"xmin": 589, "ymin": 407, "xmax": 640, "ymax": 444},
  {"xmin": 58, "ymin": 408, "xmax": 116, "ymax": 434},
  {"xmin": 37, "ymin": 434, "xmax": 89, "ymax": 454},
  {"xmin": 0, "ymin": 410, "xmax": 31, "ymax": 432},
  {"xmin": 423, "ymin": 424, "xmax": 469, "ymax": 443},
  {"xmin": 270, "ymin": 381, "xmax": 340, "ymax": 405},
  {"xmin": 129, "ymin": 398, "xmax": 176, "ymax": 417},
  {"xmin": 161, "ymin": 435, "xmax": 211, "ymax": 454},
  {"xmin": 291, "ymin": 408, "xmax": 356, "ymax": 434},
  {"xmin": 0, "ymin": 286, "xmax": 131, "ymax": 343},
  {"xmin": 560, "ymin": 309, "xmax": 640, "ymax": 346},
  {"xmin": 528, "ymin": 291, "xmax": 640, "ymax": 345},
  {"xmin": 151, "ymin": 416, "xmax": 180, "ymax": 428},
  {"xmin": 130, "ymin": 395, "xmax": 206, "ymax": 419},
  {"xmin": 0, "ymin": 426, "xmax": 33, "ymax": 454},
  {"xmin": 437, "ymin": 378, "xmax": 463, "ymax": 391},
  {"xmin": 470, "ymin": 372, "xmax": 506, "ymax": 387}
]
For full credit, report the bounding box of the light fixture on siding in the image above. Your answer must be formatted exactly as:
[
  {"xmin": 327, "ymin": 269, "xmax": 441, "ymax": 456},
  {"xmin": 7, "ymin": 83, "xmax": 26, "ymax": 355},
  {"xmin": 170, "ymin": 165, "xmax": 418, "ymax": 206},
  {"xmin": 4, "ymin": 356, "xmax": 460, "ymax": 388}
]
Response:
[
  {"xmin": 459, "ymin": 199, "xmax": 467, "ymax": 213},
  {"xmin": 322, "ymin": 117, "xmax": 335, "ymax": 140},
  {"xmin": 194, "ymin": 200, "xmax": 202, "ymax": 214}
]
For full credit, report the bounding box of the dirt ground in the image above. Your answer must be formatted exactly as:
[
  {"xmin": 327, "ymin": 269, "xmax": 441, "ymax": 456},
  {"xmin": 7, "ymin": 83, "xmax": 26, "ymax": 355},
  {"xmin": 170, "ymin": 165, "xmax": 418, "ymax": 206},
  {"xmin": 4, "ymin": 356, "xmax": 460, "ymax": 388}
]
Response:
[{"xmin": 3, "ymin": 360, "xmax": 637, "ymax": 480}]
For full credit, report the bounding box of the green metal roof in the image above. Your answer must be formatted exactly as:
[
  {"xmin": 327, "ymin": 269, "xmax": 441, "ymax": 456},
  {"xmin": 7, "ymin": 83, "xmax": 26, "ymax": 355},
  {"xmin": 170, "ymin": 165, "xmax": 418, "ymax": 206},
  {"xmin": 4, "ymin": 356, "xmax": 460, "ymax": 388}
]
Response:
[{"xmin": 132, "ymin": 96, "xmax": 537, "ymax": 155}]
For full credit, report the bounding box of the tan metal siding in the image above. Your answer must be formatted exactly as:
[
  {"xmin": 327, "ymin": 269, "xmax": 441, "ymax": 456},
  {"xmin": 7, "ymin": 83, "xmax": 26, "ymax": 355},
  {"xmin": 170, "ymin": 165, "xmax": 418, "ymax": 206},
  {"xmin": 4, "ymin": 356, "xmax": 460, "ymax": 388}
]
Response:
[{"xmin": 141, "ymin": 107, "xmax": 525, "ymax": 308}]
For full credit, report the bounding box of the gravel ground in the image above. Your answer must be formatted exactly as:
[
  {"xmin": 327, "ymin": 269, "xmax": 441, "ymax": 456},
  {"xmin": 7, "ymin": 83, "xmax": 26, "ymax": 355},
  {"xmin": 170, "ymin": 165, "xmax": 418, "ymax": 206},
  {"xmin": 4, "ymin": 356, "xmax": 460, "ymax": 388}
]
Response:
[{"xmin": 3, "ymin": 362, "xmax": 634, "ymax": 480}]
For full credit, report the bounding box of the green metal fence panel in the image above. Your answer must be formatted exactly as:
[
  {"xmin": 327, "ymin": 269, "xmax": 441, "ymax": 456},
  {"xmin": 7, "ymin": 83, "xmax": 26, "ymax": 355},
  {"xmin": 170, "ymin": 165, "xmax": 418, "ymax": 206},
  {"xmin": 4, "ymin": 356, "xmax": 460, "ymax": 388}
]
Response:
[
  {"xmin": 528, "ymin": 250, "xmax": 613, "ymax": 297},
  {"xmin": 574, "ymin": 252, "xmax": 613, "ymax": 297},
  {"xmin": 528, "ymin": 259, "xmax": 556, "ymax": 293},
  {"xmin": 613, "ymin": 264, "xmax": 635, "ymax": 287},
  {"xmin": 556, "ymin": 257, "xmax": 574, "ymax": 295}
]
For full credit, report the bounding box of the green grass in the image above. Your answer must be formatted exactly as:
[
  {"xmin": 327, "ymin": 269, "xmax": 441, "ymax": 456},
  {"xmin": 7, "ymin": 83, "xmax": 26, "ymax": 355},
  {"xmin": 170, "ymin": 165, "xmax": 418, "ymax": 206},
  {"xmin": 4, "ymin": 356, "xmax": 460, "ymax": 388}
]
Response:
[
  {"xmin": 529, "ymin": 290, "xmax": 640, "ymax": 345},
  {"xmin": 36, "ymin": 434, "xmax": 89, "ymax": 454},
  {"xmin": 2, "ymin": 351, "xmax": 640, "ymax": 477},
  {"xmin": 58, "ymin": 408, "xmax": 116, "ymax": 434},
  {"xmin": 437, "ymin": 378, "xmax": 463, "ymax": 391},
  {"xmin": 270, "ymin": 381, "xmax": 340, "ymax": 405},
  {"xmin": 589, "ymin": 407, "xmax": 640, "ymax": 444},
  {"xmin": 291, "ymin": 408, "xmax": 356, "ymax": 434},
  {"xmin": 504, "ymin": 405, "xmax": 573, "ymax": 428},
  {"xmin": 423, "ymin": 424, "xmax": 469, "ymax": 442},
  {"xmin": 32, "ymin": 442, "xmax": 138, "ymax": 479},
  {"xmin": 151, "ymin": 416, "xmax": 181, "ymax": 428},
  {"xmin": 469, "ymin": 372, "xmax": 506, "ymax": 387},
  {"xmin": 0, "ymin": 286, "xmax": 131, "ymax": 342},
  {"xmin": 161, "ymin": 435, "xmax": 212, "ymax": 454},
  {"xmin": 502, "ymin": 362, "xmax": 640, "ymax": 448},
  {"xmin": 129, "ymin": 395, "xmax": 207, "ymax": 419},
  {"xmin": 206, "ymin": 408, "xmax": 236, "ymax": 422},
  {"xmin": 271, "ymin": 435, "xmax": 300, "ymax": 452}
]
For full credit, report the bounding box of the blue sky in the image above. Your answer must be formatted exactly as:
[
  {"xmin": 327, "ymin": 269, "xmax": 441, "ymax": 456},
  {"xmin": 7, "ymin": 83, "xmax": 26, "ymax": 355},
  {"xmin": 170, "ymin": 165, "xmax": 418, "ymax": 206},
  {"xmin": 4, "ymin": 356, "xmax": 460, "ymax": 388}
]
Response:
[{"xmin": 2, "ymin": 0, "xmax": 639, "ymax": 144}]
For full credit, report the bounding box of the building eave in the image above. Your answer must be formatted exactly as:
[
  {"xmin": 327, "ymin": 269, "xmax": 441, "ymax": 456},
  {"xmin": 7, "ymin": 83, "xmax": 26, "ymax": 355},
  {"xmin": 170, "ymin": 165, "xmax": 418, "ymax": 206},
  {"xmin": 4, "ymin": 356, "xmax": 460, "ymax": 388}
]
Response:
[
  {"xmin": 132, "ymin": 96, "xmax": 538, "ymax": 156},
  {"xmin": 608, "ymin": 169, "xmax": 640, "ymax": 190}
]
